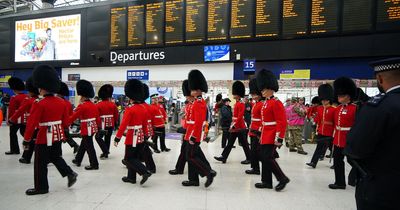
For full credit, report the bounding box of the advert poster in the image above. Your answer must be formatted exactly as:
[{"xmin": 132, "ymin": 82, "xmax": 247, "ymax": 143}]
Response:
[{"xmin": 15, "ymin": 14, "xmax": 81, "ymax": 62}]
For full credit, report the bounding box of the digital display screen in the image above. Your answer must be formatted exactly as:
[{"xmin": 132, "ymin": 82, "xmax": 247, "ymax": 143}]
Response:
[
  {"xmin": 165, "ymin": 0, "xmax": 184, "ymax": 45},
  {"xmin": 342, "ymin": 0, "xmax": 373, "ymax": 33},
  {"xmin": 207, "ymin": 0, "xmax": 229, "ymax": 41},
  {"xmin": 146, "ymin": 1, "xmax": 164, "ymax": 46},
  {"xmin": 311, "ymin": 0, "xmax": 338, "ymax": 34},
  {"xmin": 186, "ymin": 0, "xmax": 207, "ymax": 43},
  {"xmin": 230, "ymin": 0, "xmax": 254, "ymax": 40},
  {"xmin": 376, "ymin": 0, "xmax": 400, "ymax": 31},
  {"xmin": 204, "ymin": 45, "xmax": 230, "ymax": 62},
  {"xmin": 128, "ymin": 3, "xmax": 145, "ymax": 47},
  {"xmin": 282, "ymin": 0, "xmax": 308, "ymax": 37},
  {"xmin": 110, "ymin": 6, "xmax": 127, "ymax": 48},
  {"xmin": 255, "ymin": 0, "xmax": 280, "ymax": 38}
]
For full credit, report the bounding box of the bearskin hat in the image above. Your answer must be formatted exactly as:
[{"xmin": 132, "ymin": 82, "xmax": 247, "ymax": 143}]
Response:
[
  {"xmin": 188, "ymin": 69, "xmax": 208, "ymax": 93},
  {"xmin": 25, "ymin": 77, "xmax": 39, "ymax": 95},
  {"xmin": 125, "ymin": 79, "xmax": 144, "ymax": 101},
  {"xmin": 356, "ymin": 88, "xmax": 370, "ymax": 103},
  {"xmin": 76, "ymin": 80, "xmax": 95, "ymax": 98},
  {"xmin": 58, "ymin": 82, "xmax": 70, "ymax": 97},
  {"xmin": 232, "ymin": 81, "xmax": 245, "ymax": 98},
  {"xmin": 311, "ymin": 96, "xmax": 320, "ymax": 105},
  {"xmin": 318, "ymin": 84, "xmax": 334, "ymax": 101},
  {"xmin": 32, "ymin": 64, "xmax": 60, "ymax": 93},
  {"xmin": 98, "ymin": 84, "xmax": 114, "ymax": 100},
  {"xmin": 333, "ymin": 77, "xmax": 357, "ymax": 100},
  {"xmin": 8, "ymin": 77, "xmax": 25, "ymax": 91},
  {"xmin": 256, "ymin": 69, "xmax": 279, "ymax": 92},
  {"xmin": 182, "ymin": 80, "xmax": 190, "ymax": 97},
  {"xmin": 249, "ymin": 78, "xmax": 261, "ymax": 96},
  {"xmin": 142, "ymin": 83, "xmax": 150, "ymax": 100},
  {"xmin": 215, "ymin": 93, "xmax": 222, "ymax": 102}
]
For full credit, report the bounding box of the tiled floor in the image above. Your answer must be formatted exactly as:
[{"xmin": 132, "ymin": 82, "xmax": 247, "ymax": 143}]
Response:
[{"xmin": 0, "ymin": 126, "xmax": 356, "ymax": 210}]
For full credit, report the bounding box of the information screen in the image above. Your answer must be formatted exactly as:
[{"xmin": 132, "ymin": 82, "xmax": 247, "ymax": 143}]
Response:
[
  {"xmin": 186, "ymin": 0, "xmax": 207, "ymax": 43},
  {"xmin": 207, "ymin": 0, "xmax": 229, "ymax": 41},
  {"xmin": 376, "ymin": 0, "xmax": 400, "ymax": 31},
  {"xmin": 255, "ymin": 0, "xmax": 280, "ymax": 38},
  {"xmin": 128, "ymin": 2, "xmax": 145, "ymax": 47},
  {"xmin": 311, "ymin": 0, "xmax": 338, "ymax": 34},
  {"xmin": 230, "ymin": 0, "xmax": 254, "ymax": 40},
  {"xmin": 110, "ymin": 6, "xmax": 127, "ymax": 48},
  {"xmin": 282, "ymin": 0, "xmax": 308, "ymax": 37},
  {"xmin": 342, "ymin": 0, "xmax": 373, "ymax": 33},
  {"xmin": 166, "ymin": 0, "xmax": 184, "ymax": 45},
  {"xmin": 146, "ymin": 0, "xmax": 164, "ymax": 46}
]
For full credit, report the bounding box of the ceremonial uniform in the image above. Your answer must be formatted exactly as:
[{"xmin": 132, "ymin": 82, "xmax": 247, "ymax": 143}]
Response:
[{"xmin": 150, "ymin": 98, "xmax": 169, "ymax": 152}]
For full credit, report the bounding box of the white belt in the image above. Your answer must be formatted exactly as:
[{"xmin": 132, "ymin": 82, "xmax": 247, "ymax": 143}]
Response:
[
  {"xmin": 262, "ymin": 121, "xmax": 277, "ymax": 126},
  {"xmin": 147, "ymin": 120, "xmax": 152, "ymax": 123},
  {"xmin": 186, "ymin": 121, "xmax": 195, "ymax": 125},
  {"xmin": 100, "ymin": 115, "xmax": 113, "ymax": 118},
  {"xmin": 39, "ymin": 120, "xmax": 62, "ymax": 126},
  {"xmin": 336, "ymin": 126, "xmax": 351, "ymax": 131},
  {"xmin": 233, "ymin": 117, "xmax": 238, "ymax": 120},
  {"xmin": 81, "ymin": 118, "xmax": 96, "ymax": 122},
  {"xmin": 127, "ymin": 125, "xmax": 143, "ymax": 130},
  {"xmin": 25, "ymin": 113, "xmax": 30, "ymax": 117},
  {"xmin": 252, "ymin": 118, "xmax": 261, "ymax": 122},
  {"xmin": 155, "ymin": 115, "xmax": 163, "ymax": 119}
]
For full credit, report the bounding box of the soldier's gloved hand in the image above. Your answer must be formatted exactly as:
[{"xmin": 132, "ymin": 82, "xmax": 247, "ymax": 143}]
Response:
[
  {"xmin": 189, "ymin": 137, "xmax": 196, "ymax": 145},
  {"xmin": 114, "ymin": 137, "xmax": 121, "ymax": 147},
  {"xmin": 8, "ymin": 120, "xmax": 15, "ymax": 126},
  {"xmin": 22, "ymin": 141, "xmax": 30, "ymax": 151},
  {"xmin": 274, "ymin": 138, "xmax": 284, "ymax": 149}
]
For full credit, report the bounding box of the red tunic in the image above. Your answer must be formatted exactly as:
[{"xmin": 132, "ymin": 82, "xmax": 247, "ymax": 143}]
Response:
[
  {"xmin": 151, "ymin": 103, "xmax": 166, "ymax": 128},
  {"xmin": 24, "ymin": 95, "xmax": 69, "ymax": 145},
  {"xmin": 140, "ymin": 103, "xmax": 154, "ymax": 137},
  {"xmin": 184, "ymin": 102, "xmax": 194, "ymax": 141},
  {"xmin": 9, "ymin": 96, "xmax": 38, "ymax": 124},
  {"xmin": 8, "ymin": 93, "xmax": 28, "ymax": 124},
  {"xmin": 260, "ymin": 97, "xmax": 287, "ymax": 145},
  {"xmin": 116, "ymin": 103, "xmax": 149, "ymax": 146},
  {"xmin": 69, "ymin": 100, "xmax": 100, "ymax": 136},
  {"xmin": 96, "ymin": 100, "xmax": 119, "ymax": 129},
  {"xmin": 249, "ymin": 100, "xmax": 263, "ymax": 137},
  {"xmin": 187, "ymin": 97, "xmax": 207, "ymax": 143},
  {"xmin": 315, "ymin": 105, "xmax": 335, "ymax": 137},
  {"xmin": 231, "ymin": 100, "xmax": 246, "ymax": 130},
  {"xmin": 307, "ymin": 106, "xmax": 318, "ymax": 120},
  {"xmin": 333, "ymin": 104, "xmax": 357, "ymax": 148}
]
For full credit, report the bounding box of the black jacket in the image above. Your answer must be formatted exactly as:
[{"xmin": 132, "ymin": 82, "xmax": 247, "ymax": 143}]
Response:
[{"xmin": 220, "ymin": 105, "xmax": 232, "ymax": 128}]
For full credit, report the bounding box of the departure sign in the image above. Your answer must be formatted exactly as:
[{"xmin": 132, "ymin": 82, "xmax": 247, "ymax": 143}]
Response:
[
  {"xmin": 376, "ymin": 0, "xmax": 400, "ymax": 31},
  {"xmin": 342, "ymin": 0, "xmax": 373, "ymax": 33},
  {"xmin": 311, "ymin": 0, "xmax": 338, "ymax": 34},
  {"xmin": 186, "ymin": 0, "xmax": 207, "ymax": 43},
  {"xmin": 146, "ymin": 1, "xmax": 164, "ymax": 46},
  {"xmin": 207, "ymin": 0, "xmax": 229, "ymax": 41},
  {"xmin": 166, "ymin": 0, "xmax": 184, "ymax": 45},
  {"xmin": 255, "ymin": 0, "xmax": 280, "ymax": 37},
  {"xmin": 230, "ymin": 0, "xmax": 254, "ymax": 40},
  {"xmin": 128, "ymin": 3, "xmax": 145, "ymax": 47},
  {"xmin": 110, "ymin": 6, "xmax": 127, "ymax": 48},
  {"xmin": 282, "ymin": 0, "xmax": 308, "ymax": 37}
]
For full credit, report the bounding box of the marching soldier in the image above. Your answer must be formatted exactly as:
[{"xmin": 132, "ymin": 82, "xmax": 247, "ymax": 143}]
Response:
[
  {"xmin": 95, "ymin": 84, "xmax": 119, "ymax": 159},
  {"xmin": 214, "ymin": 81, "xmax": 251, "ymax": 164},
  {"xmin": 245, "ymin": 78, "xmax": 263, "ymax": 175},
  {"xmin": 345, "ymin": 58, "xmax": 400, "ymax": 210},
  {"xmin": 70, "ymin": 80, "xmax": 101, "ymax": 170},
  {"xmin": 9, "ymin": 77, "xmax": 38, "ymax": 164},
  {"xmin": 182, "ymin": 70, "xmax": 216, "ymax": 188},
  {"xmin": 6, "ymin": 77, "xmax": 27, "ymax": 155},
  {"xmin": 255, "ymin": 69, "xmax": 290, "ymax": 191},
  {"xmin": 150, "ymin": 94, "xmax": 170, "ymax": 153},
  {"xmin": 23, "ymin": 64, "xmax": 77, "ymax": 195},
  {"xmin": 114, "ymin": 79, "xmax": 152, "ymax": 185},
  {"xmin": 306, "ymin": 84, "xmax": 335, "ymax": 168},
  {"xmin": 329, "ymin": 77, "xmax": 357, "ymax": 190}
]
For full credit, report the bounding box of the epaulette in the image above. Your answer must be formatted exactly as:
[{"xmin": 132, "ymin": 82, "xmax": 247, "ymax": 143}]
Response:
[{"xmin": 367, "ymin": 93, "xmax": 386, "ymax": 106}]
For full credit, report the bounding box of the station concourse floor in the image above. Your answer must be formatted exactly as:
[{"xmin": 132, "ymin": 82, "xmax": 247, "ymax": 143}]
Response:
[{"xmin": 0, "ymin": 125, "xmax": 356, "ymax": 210}]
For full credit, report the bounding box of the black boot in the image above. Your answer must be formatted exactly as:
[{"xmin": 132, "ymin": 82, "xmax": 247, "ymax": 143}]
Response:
[
  {"xmin": 140, "ymin": 172, "xmax": 151, "ymax": 185},
  {"xmin": 169, "ymin": 169, "xmax": 183, "ymax": 175},
  {"xmin": 245, "ymin": 169, "xmax": 260, "ymax": 175},
  {"xmin": 68, "ymin": 172, "xmax": 78, "ymax": 187},
  {"xmin": 205, "ymin": 171, "xmax": 217, "ymax": 188},
  {"xmin": 182, "ymin": 180, "xmax": 199, "ymax": 187},
  {"xmin": 275, "ymin": 178, "xmax": 290, "ymax": 192},
  {"xmin": 25, "ymin": 188, "xmax": 49, "ymax": 196},
  {"xmin": 214, "ymin": 156, "xmax": 226, "ymax": 163},
  {"xmin": 255, "ymin": 182, "xmax": 272, "ymax": 189},
  {"xmin": 122, "ymin": 176, "xmax": 136, "ymax": 184}
]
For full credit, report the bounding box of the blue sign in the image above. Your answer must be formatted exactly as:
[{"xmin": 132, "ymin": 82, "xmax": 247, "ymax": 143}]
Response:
[
  {"xmin": 243, "ymin": 59, "xmax": 256, "ymax": 74},
  {"xmin": 127, "ymin": 70, "xmax": 149, "ymax": 81},
  {"xmin": 204, "ymin": 45, "xmax": 230, "ymax": 62}
]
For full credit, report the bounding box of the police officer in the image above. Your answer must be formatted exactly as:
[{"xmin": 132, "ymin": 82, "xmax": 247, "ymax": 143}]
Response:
[{"xmin": 345, "ymin": 58, "xmax": 400, "ymax": 210}]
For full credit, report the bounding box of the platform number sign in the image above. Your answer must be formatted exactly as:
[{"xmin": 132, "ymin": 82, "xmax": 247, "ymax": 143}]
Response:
[
  {"xmin": 243, "ymin": 59, "xmax": 256, "ymax": 74},
  {"xmin": 127, "ymin": 70, "xmax": 149, "ymax": 81}
]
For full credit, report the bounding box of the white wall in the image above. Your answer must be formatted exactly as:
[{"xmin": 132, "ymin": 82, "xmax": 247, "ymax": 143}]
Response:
[{"xmin": 62, "ymin": 63, "xmax": 234, "ymax": 81}]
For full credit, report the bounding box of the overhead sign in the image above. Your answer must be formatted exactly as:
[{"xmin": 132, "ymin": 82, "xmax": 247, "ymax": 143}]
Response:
[
  {"xmin": 243, "ymin": 59, "xmax": 256, "ymax": 74},
  {"xmin": 127, "ymin": 70, "xmax": 149, "ymax": 81},
  {"xmin": 280, "ymin": 69, "xmax": 311, "ymax": 80},
  {"xmin": 204, "ymin": 45, "xmax": 230, "ymax": 62},
  {"xmin": 67, "ymin": 74, "xmax": 80, "ymax": 81}
]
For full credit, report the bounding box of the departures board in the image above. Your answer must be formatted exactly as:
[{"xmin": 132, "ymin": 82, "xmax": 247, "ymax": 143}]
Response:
[{"xmin": 109, "ymin": 0, "xmax": 400, "ymax": 48}]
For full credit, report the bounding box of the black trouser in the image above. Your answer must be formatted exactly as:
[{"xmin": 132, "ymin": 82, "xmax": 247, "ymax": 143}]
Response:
[
  {"xmin": 75, "ymin": 136, "xmax": 98, "ymax": 167},
  {"xmin": 125, "ymin": 144, "xmax": 149, "ymax": 181},
  {"xmin": 333, "ymin": 146, "xmax": 346, "ymax": 186},
  {"xmin": 221, "ymin": 131, "xmax": 250, "ymax": 160},
  {"xmin": 152, "ymin": 127, "xmax": 167, "ymax": 151},
  {"xmin": 186, "ymin": 142, "xmax": 212, "ymax": 182},
  {"xmin": 34, "ymin": 142, "xmax": 74, "ymax": 191},
  {"xmin": 221, "ymin": 128, "xmax": 229, "ymax": 148},
  {"xmin": 21, "ymin": 129, "xmax": 38, "ymax": 161},
  {"xmin": 323, "ymin": 139, "xmax": 333, "ymax": 157},
  {"xmin": 250, "ymin": 136, "xmax": 260, "ymax": 171},
  {"xmin": 9, "ymin": 124, "xmax": 26, "ymax": 153},
  {"xmin": 95, "ymin": 127, "xmax": 113, "ymax": 155},
  {"xmin": 140, "ymin": 144, "xmax": 156, "ymax": 172},
  {"xmin": 310, "ymin": 135, "xmax": 333, "ymax": 165},
  {"xmin": 174, "ymin": 140, "xmax": 188, "ymax": 173},
  {"xmin": 259, "ymin": 144, "xmax": 287, "ymax": 185}
]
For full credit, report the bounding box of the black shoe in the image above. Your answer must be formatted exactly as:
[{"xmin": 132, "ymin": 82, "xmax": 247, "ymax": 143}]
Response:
[
  {"xmin": 100, "ymin": 153, "xmax": 109, "ymax": 159},
  {"xmin": 72, "ymin": 159, "xmax": 81, "ymax": 167},
  {"xmin": 275, "ymin": 178, "xmax": 290, "ymax": 192},
  {"xmin": 73, "ymin": 145, "xmax": 79, "ymax": 154},
  {"xmin": 330, "ymin": 165, "xmax": 334, "ymax": 169},
  {"xmin": 19, "ymin": 158, "xmax": 30, "ymax": 164},
  {"xmin": 255, "ymin": 182, "xmax": 273, "ymax": 189},
  {"xmin": 245, "ymin": 169, "xmax": 260, "ymax": 175},
  {"xmin": 297, "ymin": 151, "xmax": 308, "ymax": 155},
  {"xmin": 328, "ymin": 184, "xmax": 346, "ymax": 190},
  {"xmin": 306, "ymin": 162, "xmax": 316, "ymax": 169},
  {"xmin": 169, "ymin": 169, "xmax": 183, "ymax": 175},
  {"xmin": 289, "ymin": 149, "xmax": 297, "ymax": 152},
  {"xmin": 67, "ymin": 172, "xmax": 78, "ymax": 187},
  {"xmin": 285, "ymin": 142, "xmax": 289, "ymax": 148},
  {"xmin": 240, "ymin": 160, "xmax": 251, "ymax": 165},
  {"xmin": 326, "ymin": 154, "xmax": 332, "ymax": 158},
  {"xmin": 182, "ymin": 180, "xmax": 199, "ymax": 187},
  {"xmin": 162, "ymin": 148, "xmax": 171, "ymax": 152},
  {"xmin": 205, "ymin": 171, "xmax": 217, "ymax": 188},
  {"xmin": 149, "ymin": 169, "xmax": 156, "ymax": 174},
  {"xmin": 121, "ymin": 159, "xmax": 127, "ymax": 166},
  {"xmin": 122, "ymin": 176, "xmax": 136, "ymax": 184},
  {"xmin": 84, "ymin": 165, "xmax": 99, "ymax": 170},
  {"xmin": 25, "ymin": 188, "xmax": 49, "ymax": 196},
  {"xmin": 5, "ymin": 151, "xmax": 20, "ymax": 155},
  {"xmin": 154, "ymin": 149, "xmax": 161, "ymax": 154},
  {"xmin": 140, "ymin": 173, "xmax": 151, "ymax": 185},
  {"xmin": 210, "ymin": 169, "xmax": 217, "ymax": 176},
  {"xmin": 319, "ymin": 157, "xmax": 324, "ymax": 161},
  {"xmin": 214, "ymin": 156, "xmax": 226, "ymax": 163},
  {"xmin": 232, "ymin": 146, "xmax": 236, "ymax": 148}
]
